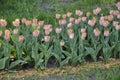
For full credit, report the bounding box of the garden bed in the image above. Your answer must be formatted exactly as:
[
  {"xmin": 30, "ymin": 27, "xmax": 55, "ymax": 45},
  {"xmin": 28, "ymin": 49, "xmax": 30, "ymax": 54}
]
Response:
[
  {"xmin": 0, "ymin": 0, "xmax": 120, "ymax": 80},
  {"xmin": 0, "ymin": 58, "xmax": 120, "ymax": 80}
]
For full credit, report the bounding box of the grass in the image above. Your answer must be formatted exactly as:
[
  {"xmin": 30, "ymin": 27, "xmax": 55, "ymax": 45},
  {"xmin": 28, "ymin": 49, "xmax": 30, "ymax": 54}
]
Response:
[
  {"xmin": 0, "ymin": 0, "xmax": 117, "ymax": 27},
  {"xmin": 0, "ymin": 58, "xmax": 120, "ymax": 80}
]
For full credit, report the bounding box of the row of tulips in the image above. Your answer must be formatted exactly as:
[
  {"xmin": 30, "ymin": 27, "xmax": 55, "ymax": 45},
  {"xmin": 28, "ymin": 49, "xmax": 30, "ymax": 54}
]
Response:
[{"xmin": 0, "ymin": 2, "xmax": 120, "ymax": 69}]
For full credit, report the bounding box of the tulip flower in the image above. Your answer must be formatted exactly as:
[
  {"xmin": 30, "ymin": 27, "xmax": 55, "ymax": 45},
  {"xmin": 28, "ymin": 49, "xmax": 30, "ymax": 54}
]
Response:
[
  {"xmin": 38, "ymin": 21, "xmax": 44, "ymax": 27},
  {"xmin": 81, "ymin": 32, "xmax": 87, "ymax": 40},
  {"xmin": 67, "ymin": 12, "xmax": 72, "ymax": 17},
  {"xmin": 12, "ymin": 19, "xmax": 20, "ymax": 27},
  {"xmin": 4, "ymin": 29, "xmax": 10, "ymax": 41},
  {"xmin": 44, "ymin": 36, "xmax": 50, "ymax": 42},
  {"xmin": 93, "ymin": 28, "xmax": 100, "ymax": 37},
  {"xmin": 93, "ymin": 7, "xmax": 101, "ymax": 15},
  {"xmin": 81, "ymin": 28, "xmax": 86, "ymax": 33},
  {"xmin": 56, "ymin": 14, "xmax": 61, "ymax": 19},
  {"xmin": 59, "ymin": 19, "xmax": 66, "ymax": 25},
  {"xmin": 55, "ymin": 28, "xmax": 62, "ymax": 34},
  {"xmin": 13, "ymin": 28, "xmax": 19, "ymax": 35},
  {"xmin": 60, "ymin": 40, "xmax": 65, "ymax": 46},
  {"xmin": 33, "ymin": 30, "xmax": 40, "ymax": 37},
  {"xmin": 104, "ymin": 30, "xmax": 109, "ymax": 37},
  {"xmin": 18, "ymin": 35, "xmax": 24, "ymax": 42},
  {"xmin": 0, "ymin": 19, "xmax": 7, "ymax": 27}
]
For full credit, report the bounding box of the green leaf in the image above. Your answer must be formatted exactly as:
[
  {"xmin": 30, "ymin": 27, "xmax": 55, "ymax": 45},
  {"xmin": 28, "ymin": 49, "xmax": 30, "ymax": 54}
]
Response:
[
  {"xmin": 31, "ymin": 48, "xmax": 39, "ymax": 62},
  {"xmin": 62, "ymin": 50, "xmax": 71, "ymax": 57},
  {"xmin": 24, "ymin": 56, "xmax": 31, "ymax": 61},
  {"xmin": 85, "ymin": 47, "xmax": 95, "ymax": 54},
  {"xmin": 35, "ymin": 59, "xmax": 44, "ymax": 68},
  {"xmin": 39, "ymin": 52, "xmax": 44, "ymax": 58},
  {"xmin": 96, "ymin": 44, "xmax": 102, "ymax": 53},
  {"xmin": 60, "ymin": 57, "xmax": 70, "ymax": 67},
  {"xmin": 0, "ymin": 57, "xmax": 9, "ymax": 69},
  {"xmin": 9, "ymin": 60, "xmax": 25, "ymax": 69},
  {"xmin": 71, "ymin": 56, "xmax": 79, "ymax": 65},
  {"xmin": 51, "ymin": 52, "xmax": 60, "ymax": 62}
]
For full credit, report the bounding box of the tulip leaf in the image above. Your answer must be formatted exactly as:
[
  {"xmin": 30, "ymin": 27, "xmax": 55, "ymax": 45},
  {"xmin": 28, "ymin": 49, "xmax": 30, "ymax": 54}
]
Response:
[
  {"xmin": 60, "ymin": 57, "xmax": 70, "ymax": 67},
  {"xmin": 0, "ymin": 57, "xmax": 9, "ymax": 69},
  {"xmin": 9, "ymin": 60, "xmax": 25, "ymax": 69}
]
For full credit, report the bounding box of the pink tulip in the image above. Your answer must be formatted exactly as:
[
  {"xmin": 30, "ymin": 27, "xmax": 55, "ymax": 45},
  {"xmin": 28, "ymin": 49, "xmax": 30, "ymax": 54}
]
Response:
[
  {"xmin": 45, "ymin": 28, "xmax": 52, "ymax": 35},
  {"xmin": 59, "ymin": 19, "xmax": 66, "ymax": 25},
  {"xmin": 13, "ymin": 28, "xmax": 19, "ymax": 35},
  {"xmin": 117, "ymin": 7, "xmax": 120, "ymax": 10},
  {"xmin": 93, "ymin": 28, "xmax": 100, "ymax": 37},
  {"xmin": 81, "ymin": 28, "xmax": 86, "ymax": 33},
  {"xmin": 113, "ymin": 10, "xmax": 119, "ymax": 16},
  {"xmin": 25, "ymin": 20, "xmax": 32, "ymax": 26},
  {"xmin": 21, "ymin": 18, "xmax": 27, "ymax": 24},
  {"xmin": 38, "ymin": 21, "xmax": 44, "ymax": 27},
  {"xmin": 117, "ymin": 14, "xmax": 120, "ymax": 19},
  {"xmin": 18, "ymin": 35, "xmax": 24, "ymax": 42},
  {"xmin": 88, "ymin": 17, "xmax": 96, "ymax": 27},
  {"xmin": 5, "ymin": 30, "xmax": 10, "ymax": 35},
  {"xmin": 67, "ymin": 29, "xmax": 74, "ymax": 39},
  {"xmin": 33, "ymin": 30, "xmax": 40, "ymax": 37},
  {"xmin": 67, "ymin": 22, "xmax": 72, "ymax": 28},
  {"xmin": 115, "ymin": 25, "xmax": 120, "ymax": 30},
  {"xmin": 86, "ymin": 12, "xmax": 91, "ymax": 17},
  {"xmin": 113, "ymin": 21, "xmax": 119, "ymax": 27},
  {"xmin": 67, "ymin": 29, "xmax": 73, "ymax": 34},
  {"xmin": 43, "ymin": 24, "xmax": 52, "ymax": 30},
  {"xmin": 99, "ymin": 19, "xmax": 109, "ymax": 27},
  {"xmin": 4, "ymin": 30, "xmax": 10, "ymax": 40},
  {"xmin": 44, "ymin": 24, "xmax": 52, "ymax": 35},
  {"xmin": 60, "ymin": 40, "xmax": 65, "ymax": 46},
  {"xmin": 75, "ymin": 10, "xmax": 83, "ymax": 16},
  {"xmin": 102, "ymin": 20, "xmax": 109, "ymax": 27},
  {"xmin": 109, "ymin": 10, "xmax": 114, "ymax": 15},
  {"xmin": 44, "ymin": 36, "xmax": 50, "ymax": 42},
  {"xmin": 56, "ymin": 14, "xmax": 61, "ymax": 19},
  {"xmin": 55, "ymin": 28, "xmax": 62, "ymax": 34},
  {"xmin": 100, "ymin": 16, "xmax": 105, "ymax": 20},
  {"xmin": 104, "ymin": 30, "xmax": 109, "ymax": 37},
  {"xmin": 32, "ymin": 18, "xmax": 38, "ymax": 27},
  {"xmin": 4, "ymin": 35, "xmax": 10, "ymax": 41},
  {"xmin": 12, "ymin": 19, "xmax": 20, "ymax": 27},
  {"xmin": 82, "ymin": 17, "xmax": 87, "ymax": 22},
  {"xmin": 107, "ymin": 15, "xmax": 114, "ymax": 21},
  {"xmin": 75, "ymin": 19, "xmax": 80, "ymax": 25},
  {"xmin": 93, "ymin": 7, "xmax": 101, "ymax": 15},
  {"xmin": 67, "ymin": 12, "xmax": 72, "ymax": 17},
  {"xmin": 69, "ymin": 17, "xmax": 74, "ymax": 23},
  {"xmin": 0, "ymin": 19, "xmax": 7, "ymax": 27},
  {"xmin": 81, "ymin": 32, "xmax": 87, "ymax": 40},
  {"xmin": 69, "ymin": 33, "xmax": 74, "ymax": 39},
  {"xmin": 116, "ymin": 2, "xmax": 120, "ymax": 10}
]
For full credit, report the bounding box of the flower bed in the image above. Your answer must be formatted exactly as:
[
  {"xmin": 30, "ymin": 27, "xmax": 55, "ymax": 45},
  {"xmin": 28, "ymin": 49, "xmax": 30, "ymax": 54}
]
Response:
[{"xmin": 0, "ymin": 2, "xmax": 120, "ymax": 70}]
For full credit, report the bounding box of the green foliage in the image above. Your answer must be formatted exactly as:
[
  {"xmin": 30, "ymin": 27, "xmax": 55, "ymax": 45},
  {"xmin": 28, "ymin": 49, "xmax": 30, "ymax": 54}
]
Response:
[
  {"xmin": 0, "ymin": 57, "xmax": 9, "ymax": 69},
  {"xmin": 0, "ymin": 0, "xmax": 120, "ymax": 70}
]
